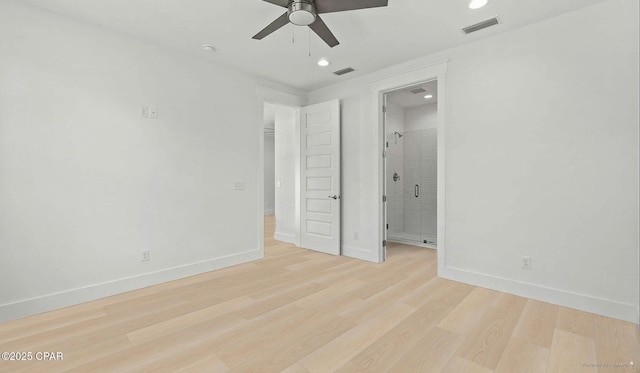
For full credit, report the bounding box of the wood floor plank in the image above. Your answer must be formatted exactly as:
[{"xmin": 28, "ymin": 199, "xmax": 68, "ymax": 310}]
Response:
[
  {"xmin": 9, "ymin": 335, "xmax": 132, "ymax": 373},
  {"xmin": 512, "ymin": 299, "xmax": 558, "ymax": 348},
  {"xmin": 438, "ymin": 286, "xmax": 501, "ymax": 335},
  {"xmin": 281, "ymin": 363, "xmax": 311, "ymax": 373},
  {"xmin": 173, "ymin": 354, "xmax": 230, "ymax": 373},
  {"xmin": 298, "ymin": 302, "xmax": 416, "ymax": 373},
  {"xmin": 455, "ymin": 294, "xmax": 527, "ymax": 370},
  {"xmin": 126, "ymin": 296, "xmax": 254, "ymax": 346},
  {"xmin": 235, "ymin": 281, "xmax": 327, "ymax": 319},
  {"xmin": 339, "ymin": 270, "xmax": 434, "ymax": 323},
  {"xmin": 441, "ymin": 356, "xmax": 493, "ymax": 373},
  {"xmin": 0, "ymin": 307, "xmax": 107, "ymax": 344},
  {"xmin": 225, "ymin": 311, "xmax": 356, "ymax": 372},
  {"xmin": 555, "ymin": 306, "xmax": 595, "ymax": 338},
  {"xmin": 350, "ymin": 297, "xmax": 456, "ymax": 372},
  {"xmin": 292, "ymin": 277, "xmax": 366, "ymax": 309},
  {"xmin": 334, "ymin": 361, "xmax": 367, "ymax": 373},
  {"xmin": 593, "ymin": 315, "xmax": 640, "ymax": 373},
  {"xmin": 399, "ymin": 277, "xmax": 474, "ymax": 308},
  {"xmin": 546, "ymin": 329, "xmax": 597, "ymax": 372},
  {"xmin": 494, "ymin": 336, "xmax": 550, "ymax": 373},
  {"xmin": 388, "ymin": 327, "xmax": 465, "ymax": 372}
]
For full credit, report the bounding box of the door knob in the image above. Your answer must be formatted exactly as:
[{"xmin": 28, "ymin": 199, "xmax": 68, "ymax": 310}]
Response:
[{"xmin": 328, "ymin": 195, "xmax": 339, "ymax": 200}]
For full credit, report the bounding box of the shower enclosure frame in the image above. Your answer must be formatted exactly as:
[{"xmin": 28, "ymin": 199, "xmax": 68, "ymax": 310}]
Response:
[{"xmin": 371, "ymin": 61, "xmax": 448, "ymax": 272}]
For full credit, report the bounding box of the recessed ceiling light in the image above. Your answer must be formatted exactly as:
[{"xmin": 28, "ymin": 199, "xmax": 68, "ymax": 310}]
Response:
[
  {"xmin": 202, "ymin": 45, "xmax": 216, "ymax": 52},
  {"xmin": 424, "ymin": 95, "xmax": 433, "ymax": 99},
  {"xmin": 469, "ymin": 0, "xmax": 488, "ymax": 9},
  {"xmin": 317, "ymin": 58, "xmax": 330, "ymax": 67}
]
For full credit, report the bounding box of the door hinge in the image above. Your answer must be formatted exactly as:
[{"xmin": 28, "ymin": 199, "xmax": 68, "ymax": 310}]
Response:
[
  {"xmin": 382, "ymin": 150, "xmax": 387, "ymax": 158},
  {"xmin": 382, "ymin": 105, "xmax": 387, "ymax": 113},
  {"xmin": 383, "ymin": 195, "xmax": 387, "ymax": 202},
  {"xmin": 386, "ymin": 223, "xmax": 389, "ymax": 229},
  {"xmin": 383, "ymin": 240, "xmax": 387, "ymax": 247},
  {"xmin": 386, "ymin": 141, "xmax": 389, "ymax": 148}
]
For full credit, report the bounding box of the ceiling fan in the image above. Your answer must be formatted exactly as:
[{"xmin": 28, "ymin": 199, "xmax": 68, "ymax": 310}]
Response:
[{"xmin": 252, "ymin": 0, "xmax": 389, "ymax": 48}]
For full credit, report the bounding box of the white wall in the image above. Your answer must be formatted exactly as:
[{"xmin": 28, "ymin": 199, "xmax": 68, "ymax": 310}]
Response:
[
  {"xmin": 0, "ymin": 1, "xmax": 301, "ymax": 322},
  {"xmin": 308, "ymin": 0, "xmax": 639, "ymax": 322},
  {"xmin": 264, "ymin": 133, "xmax": 275, "ymax": 214},
  {"xmin": 273, "ymin": 105, "xmax": 298, "ymax": 243}
]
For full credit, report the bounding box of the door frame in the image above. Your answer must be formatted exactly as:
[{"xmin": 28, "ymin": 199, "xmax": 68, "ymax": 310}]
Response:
[
  {"xmin": 256, "ymin": 86, "xmax": 306, "ymax": 258},
  {"xmin": 371, "ymin": 61, "xmax": 448, "ymax": 271}
]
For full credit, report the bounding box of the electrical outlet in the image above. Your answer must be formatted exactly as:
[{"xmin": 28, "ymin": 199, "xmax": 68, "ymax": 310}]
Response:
[
  {"xmin": 149, "ymin": 107, "xmax": 158, "ymax": 119},
  {"xmin": 142, "ymin": 250, "xmax": 150, "ymax": 262},
  {"xmin": 140, "ymin": 106, "xmax": 149, "ymax": 118},
  {"xmin": 234, "ymin": 182, "xmax": 246, "ymax": 191},
  {"xmin": 522, "ymin": 256, "xmax": 532, "ymax": 270}
]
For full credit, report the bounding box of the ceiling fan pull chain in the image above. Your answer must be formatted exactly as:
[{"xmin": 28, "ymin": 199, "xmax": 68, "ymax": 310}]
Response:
[
  {"xmin": 308, "ymin": 28, "xmax": 311, "ymax": 57},
  {"xmin": 292, "ymin": 24, "xmax": 295, "ymax": 44}
]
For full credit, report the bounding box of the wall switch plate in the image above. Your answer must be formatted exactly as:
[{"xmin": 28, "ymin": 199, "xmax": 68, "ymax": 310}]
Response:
[
  {"xmin": 234, "ymin": 182, "xmax": 246, "ymax": 191},
  {"xmin": 522, "ymin": 256, "xmax": 532, "ymax": 270},
  {"xmin": 140, "ymin": 106, "xmax": 149, "ymax": 118},
  {"xmin": 149, "ymin": 107, "xmax": 158, "ymax": 119},
  {"xmin": 276, "ymin": 181, "xmax": 281, "ymax": 188},
  {"xmin": 142, "ymin": 250, "xmax": 150, "ymax": 262}
]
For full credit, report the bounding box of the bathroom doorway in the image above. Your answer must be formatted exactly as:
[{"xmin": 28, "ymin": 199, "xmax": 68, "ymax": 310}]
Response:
[{"xmin": 384, "ymin": 80, "xmax": 438, "ymax": 249}]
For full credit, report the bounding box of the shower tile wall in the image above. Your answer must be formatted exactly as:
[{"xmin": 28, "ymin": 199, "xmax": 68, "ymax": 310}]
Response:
[
  {"xmin": 386, "ymin": 133, "xmax": 404, "ymax": 232},
  {"xmin": 385, "ymin": 103, "xmax": 405, "ymax": 233}
]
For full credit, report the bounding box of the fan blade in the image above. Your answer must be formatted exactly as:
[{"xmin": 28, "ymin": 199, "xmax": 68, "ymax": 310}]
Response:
[
  {"xmin": 309, "ymin": 16, "xmax": 339, "ymax": 47},
  {"xmin": 253, "ymin": 12, "xmax": 290, "ymax": 40},
  {"xmin": 316, "ymin": 0, "xmax": 388, "ymax": 14},
  {"xmin": 261, "ymin": 0, "xmax": 290, "ymax": 7}
]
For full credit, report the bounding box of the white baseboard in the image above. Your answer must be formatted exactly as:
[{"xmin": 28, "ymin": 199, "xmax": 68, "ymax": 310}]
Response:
[
  {"xmin": 342, "ymin": 245, "xmax": 378, "ymax": 263},
  {"xmin": 439, "ymin": 265, "xmax": 637, "ymax": 323},
  {"xmin": 274, "ymin": 231, "xmax": 296, "ymax": 244},
  {"xmin": 0, "ymin": 249, "xmax": 262, "ymax": 323}
]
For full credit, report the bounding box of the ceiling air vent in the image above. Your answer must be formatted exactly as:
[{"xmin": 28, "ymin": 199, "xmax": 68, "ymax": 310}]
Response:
[
  {"xmin": 463, "ymin": 17, "xmax": 499, "ymax": 34},
  {"xmin": 408, "ymin": 87, "xmax": 426, "ymax": 94},
  {"xmin": 333, "ymin": 67, "xmax": 355, "ymax": 76}
]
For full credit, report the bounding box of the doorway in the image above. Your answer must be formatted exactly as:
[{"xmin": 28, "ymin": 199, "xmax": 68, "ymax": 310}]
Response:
[
  {"xmin": 259, "ymin": 98, "xmax": 342, "ymax": 258},
  {"xmin": 384, "ymin": 81, "xmax": 438, "ymax": 249},
  {"xmin": 371, "ymin": 61, "xmax": 447, "ymax": 266},
  {"xmin": 262, "ymin": 102, "xmax": 299, "ymax": 247}
]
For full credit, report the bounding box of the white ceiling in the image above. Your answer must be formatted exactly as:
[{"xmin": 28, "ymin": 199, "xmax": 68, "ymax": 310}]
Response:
[
  {"xmin": 22, "ymin": 0, "xmax": 609, "ymax": 91},
  {"xmin": 386, "ymin": 80, "xmax": 437, "ymax": 108}
]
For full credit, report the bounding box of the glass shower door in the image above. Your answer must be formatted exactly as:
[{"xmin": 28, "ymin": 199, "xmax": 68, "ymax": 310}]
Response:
[{"xmin": 420, "ymin": 128, "xmax": 437, "ymax": 246}]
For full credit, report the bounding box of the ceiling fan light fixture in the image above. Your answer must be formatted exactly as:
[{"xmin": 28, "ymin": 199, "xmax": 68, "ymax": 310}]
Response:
[
  {"xmin": 469, "ymin": 0, "xmax": 488, "ymax": 9},
  {"xmin": 288, "ymin": 1, "xmax": 317, "ymax": 26}
]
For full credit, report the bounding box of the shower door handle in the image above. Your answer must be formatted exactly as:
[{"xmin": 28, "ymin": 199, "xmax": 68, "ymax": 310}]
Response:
[{"xmin": 415, "ymin": 185, "xmax": 420, "ymax": 198}]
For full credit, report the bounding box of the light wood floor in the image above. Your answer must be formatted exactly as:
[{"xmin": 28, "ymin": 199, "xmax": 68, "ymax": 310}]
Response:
[{"xmin": 1, "ymin": 215, "xmax": 638, "ymax": 372}]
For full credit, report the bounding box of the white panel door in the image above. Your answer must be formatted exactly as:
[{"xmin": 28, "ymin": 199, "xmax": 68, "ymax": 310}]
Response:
[{"xmin": 300, "ymin": 100, "xmax": 340, "ymax": 255}]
